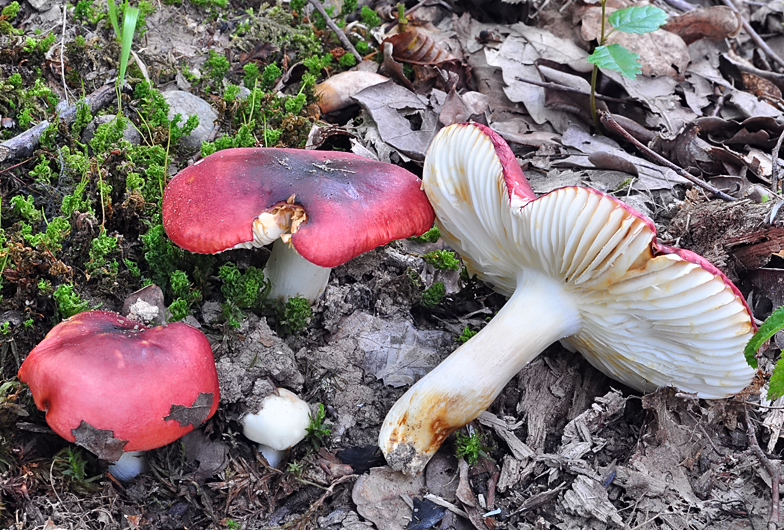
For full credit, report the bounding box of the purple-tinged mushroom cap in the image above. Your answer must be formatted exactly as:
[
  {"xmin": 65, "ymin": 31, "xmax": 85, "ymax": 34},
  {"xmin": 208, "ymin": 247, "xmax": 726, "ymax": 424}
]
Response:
[
  {"xmin": 163, "ymin": 148, "xmax": 435, "ymax": 301},
  {"xmin": 379, "ymin": 122, "xmax": 757, "ymax": 475}
]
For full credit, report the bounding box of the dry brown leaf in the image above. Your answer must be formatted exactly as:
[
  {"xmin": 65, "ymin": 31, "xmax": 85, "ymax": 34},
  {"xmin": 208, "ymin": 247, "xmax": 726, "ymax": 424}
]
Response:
[
  {"xmin": 661, "ymin": 6, "xmax": 742, "ymax": 45},
  {"xmin": 742, "ymin": 72, "xmax": 783, "ymax": 99},
  {"xmin": 383, "ymin": 41, "xmax": 415, "ymax": 92}
]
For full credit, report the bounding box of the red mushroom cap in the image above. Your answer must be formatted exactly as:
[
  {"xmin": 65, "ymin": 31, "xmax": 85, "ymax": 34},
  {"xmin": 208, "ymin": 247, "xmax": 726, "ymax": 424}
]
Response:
[
  {"xmin": 18, "ymin": 310, "xmax": 220, "ymax": 460},
  {"xmin": 162, "ymin": 148, "xmax": 436, "ymax": 268}
]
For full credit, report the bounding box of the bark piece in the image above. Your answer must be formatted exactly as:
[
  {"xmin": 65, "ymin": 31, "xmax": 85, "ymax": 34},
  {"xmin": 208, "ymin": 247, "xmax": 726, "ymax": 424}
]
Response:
[{"xmin": 0, "ymin": 84, "xmax": 116, "ymax": 163}]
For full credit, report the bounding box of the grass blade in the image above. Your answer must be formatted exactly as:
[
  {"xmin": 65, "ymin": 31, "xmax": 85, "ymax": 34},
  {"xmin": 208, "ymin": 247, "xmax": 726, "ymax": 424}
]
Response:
[
  {"xmin": 118, "ymin": 5, "xmax": 139, "ymax": 91},
  {"xmin": 107, "ymin": 0, "xmax": 120, "ymax": 38}
]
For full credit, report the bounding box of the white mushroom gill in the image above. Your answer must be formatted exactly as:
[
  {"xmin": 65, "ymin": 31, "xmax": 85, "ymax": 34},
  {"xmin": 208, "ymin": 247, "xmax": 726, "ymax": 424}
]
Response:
[{"xmin": 378, "ymin": 123, "xmax": 756, "ymax": 475}]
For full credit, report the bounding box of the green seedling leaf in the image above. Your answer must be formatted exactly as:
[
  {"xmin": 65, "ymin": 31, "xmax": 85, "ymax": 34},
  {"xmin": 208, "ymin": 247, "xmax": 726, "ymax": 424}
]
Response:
[
  {"xmin": 769, "ymin": 355, "xmax": 784, "ymax": 400},
  {"xmin": 744, "ymin": 305, "xmax": 784, "ymax": 369},
  {"xmin": 587, "ymin": 44, "xmax": 641, "ymax": 78},
  {"xmin": 118, "ymin": 6, "xmax": 139, "ymax": 90},
  {"xmin": 608, "ymin": 5, "xmax": 668, "ymax": 34},
  {"xmin": 107, "ymin": 0, "xmax": 120, "ymax": 38}
]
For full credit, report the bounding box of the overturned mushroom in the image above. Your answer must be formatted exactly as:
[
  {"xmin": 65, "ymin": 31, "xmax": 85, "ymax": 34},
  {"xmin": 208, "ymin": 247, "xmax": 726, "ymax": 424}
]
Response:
[
  {"xmin": 379, "ymin": 123, "xmax": 756, "ymax": 475},
  {"xmin": 18, "ymin": 310, "xmax": 220, "ymax": 480},
  {"xmin": 162, "ymin": 148, "xmax": 435, "ymax": 302}
]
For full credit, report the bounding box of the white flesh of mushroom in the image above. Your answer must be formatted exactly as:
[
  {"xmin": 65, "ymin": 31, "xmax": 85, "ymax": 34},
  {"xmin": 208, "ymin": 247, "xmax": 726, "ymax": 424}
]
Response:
[
  {"xmin": 379, "ymin": 123, "xmax": 756, "ymax": 475},
  {"xmin": 107, "ymin": 450, "xmax": 149, "ymax": 482},
  {"xmin": 231, "ymin": 204, "xmax": 331, "ymax": 303},
  {"xmin": 242, "ymin": 388, "xmax": 311, "ymax": 468}
]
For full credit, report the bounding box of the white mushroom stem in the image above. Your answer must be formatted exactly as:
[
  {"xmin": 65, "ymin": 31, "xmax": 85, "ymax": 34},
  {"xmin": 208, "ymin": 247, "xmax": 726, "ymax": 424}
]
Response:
[
  {"xmin": 107, "ymin": 450, "xmax": 149, "ymax": 482},
  {"xmin": 379, "ymin": 271, "xmax": 581, "ymax": 475},
  {"xmin": 263, "ymin": 239, "xmax": 331, "ymax": 303},
  {"xmin": 257, "ymin": 445, "xmax": 288, "ymax": 469}
]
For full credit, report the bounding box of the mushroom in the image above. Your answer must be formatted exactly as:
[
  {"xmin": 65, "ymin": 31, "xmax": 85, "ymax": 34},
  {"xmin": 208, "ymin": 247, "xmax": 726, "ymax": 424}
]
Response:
[
  {"xmin": 314, "ymin": 70, "xmax": 388, "ymax": 115},
  {"xmin": 18, "ymin": 310, "xmax": 220, "ymax": 480},
  {"xmin": 241, "ymin": 388, "xmax": 312, "ymax": 468},
  {"xmin": 378, "ymin": 123, "xmax": 756, "ymax": 475},
  {"xmin": 162, "ymin": 148, "xmax": 435, "ymax": 302}
]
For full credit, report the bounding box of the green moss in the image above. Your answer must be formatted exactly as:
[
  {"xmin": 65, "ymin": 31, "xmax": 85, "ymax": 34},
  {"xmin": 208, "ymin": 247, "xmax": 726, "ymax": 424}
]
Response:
[
  {"xmin": 71, "ymin": 100, "xmax": 93, "ymax": 137},
  {"xmin": 218, "ymin": 262, "xmax": 268, "ymax": 309},
  {"xmin": 10, "ymin": 195, "xmax": 41, "ymax": 223},
  {"xmin": 242, "ymin": 63, "xmax": 260, "ymax": 89},
  {"xmin": 86, "ymin": 229, "xmax": 119, "ymax": 276},
  {"xmin": 0, "ymin": 2, "xmax": 21, "ymax": 35},
  {"xmin": 455, "ymin": 430, "xmax": 489, "ymax": 465},
  {"xmin": 341, "ymin": 0, "xmax": 358, "ymax": 16},
  {"xmin": 423, "ymin": 250, "xmax": 460, "ymax": 271},
  {"xmin": 456, "ymin": 325, "xmax": 477, "ymax": 344},
  {"xmin": 22, "ymin": 217, "xmax": 71, "ymax": 253},
  {"xmin": 261, "ymin": 63, "xmax": 281, "ymax": 89},
  {"xmin": 339, "ymin": 53, "xmax": 356, "ymax": 68},
  {"xmin": 190, "ymin": 0, "xmax": 227, "ymax": 7},
  {"xmin": 53, "ymin": 284, "xmax": 90, "ymax": 319},
  {"xmin": 411, "ymin": 225, "xmax": 440, "ymax": 243},
  {"xmin": 421, "ymin": 281, "xmax": 445, "ymax": 308},
  {"xmin": 205, "ymin": 50, "xmax": 230, "ymax": 82},
  {"xmin": 280, "ymin": 296, "xmax": 311, "ymax": 334},
  {"xmin": 142, "ymin": 222, "xmax": 184, "ymax": 289},
  {"xmin": 360, "ymin": 6, "xmax": 381, "ymax": 28}
]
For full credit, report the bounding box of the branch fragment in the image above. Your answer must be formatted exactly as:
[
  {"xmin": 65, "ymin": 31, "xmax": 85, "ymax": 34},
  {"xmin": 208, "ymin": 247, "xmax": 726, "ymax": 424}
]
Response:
[
  {"xmin": 0, "ymin": 84, "xmax": 116, "ymax": 163},
  {"xmin": 746, "ymin": 408, "xmax": 780, "ymax": 530},
  {"xmin": 307, "ymin": 0, "xmax": 362, "ymax": 63},
  {"xmin": 599, "ymin": 111, "xmax": 737, "ymax": 202}
]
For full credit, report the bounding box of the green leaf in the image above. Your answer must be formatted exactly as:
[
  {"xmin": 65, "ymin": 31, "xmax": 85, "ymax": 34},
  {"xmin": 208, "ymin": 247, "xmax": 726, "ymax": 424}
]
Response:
[
  {"xmin": 769, "ymin": 355, "xmax": 784, "ymax": 400},
  {"xmin": 608, "ymin": 6, "xmax": 668, "ymax": 34},
  {"xmin": 118, "ymin": 6, "xmax": 139, "ymax": 90},
  {"xmin": 106, "ymin": 0, "xmax": 120, "ymax": 38},
  {"xmin": 744, "ymin": 305, "xmax": 784, "ymax": 369},
  {"xmin": 587, "ymin": 44, "xmax": 641, "ymax": 78}
]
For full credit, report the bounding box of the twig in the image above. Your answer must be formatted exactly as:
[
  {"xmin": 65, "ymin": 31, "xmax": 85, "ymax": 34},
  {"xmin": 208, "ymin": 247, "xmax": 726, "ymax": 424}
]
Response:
[
  {"xmin": 721, "ymin": 0, "xmax": 784, "ymax": 71},
  {"xmin": 424, "ymin": 493, "xmax": 470, "ymax": 519},
  {"xmin": 49, "ymin": 458, "xmax": 65, "ymax": 508},
  {"xmin": 772, "ymin": 132, "xmax": 784, "ymax": 193},
  {"xmin": 711, "ymin": 85, "xmax": 727, "ymax": 117},
  {"xmin": 662, "ymin": 0, "xmax": 697, "ymax": 10},
  {"xmin": 599, "ymin": 111, "xmax": 737, "ymax": 202},
  {"xmin": 306, "ymin": 0, "xmax": 362, "ymax": 63},
  {"xmin": 513, "ymin": 76, "xmax": 633, "ymax": 104},
  {"xmin": 746, "ymin": 408, "xmax": 780, "ymax": 530},
  {"xmin": 0, "ymin": 83, "xmax": 116, "ymax": 163},
  {"xmin": 294, "ymin": 474, "xmax": 356, "ymax": 530},
  {"xmin": 60, "ymin": 3, "xmax": 70, "ymax": 104},
  {"xmin": 382, "ymin": 0, "xmax": 453, "ymax": 33}
]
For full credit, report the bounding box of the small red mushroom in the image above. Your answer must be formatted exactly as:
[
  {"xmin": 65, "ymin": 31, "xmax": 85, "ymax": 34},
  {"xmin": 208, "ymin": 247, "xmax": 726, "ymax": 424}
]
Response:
[
  {"xmin": 18, "ymin": 310, "xmax": 219, "ymax": 478},
  {"xmin": 162, "ymin": 148, "xmax": 436, "ymax": 302}
]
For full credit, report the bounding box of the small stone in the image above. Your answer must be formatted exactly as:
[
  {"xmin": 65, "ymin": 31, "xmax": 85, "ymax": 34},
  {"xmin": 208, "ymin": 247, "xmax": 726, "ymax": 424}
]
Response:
[
  {"xmin": 162, "ymin": 90, "xmax": 218, "ymax": 149},
  {"xmin": 82, "ymin": 115, "xmax": 142, "ymax": 146},
  {"xmin": 27, "ymin": 0, "xmax": 51, "ymax": 11}
]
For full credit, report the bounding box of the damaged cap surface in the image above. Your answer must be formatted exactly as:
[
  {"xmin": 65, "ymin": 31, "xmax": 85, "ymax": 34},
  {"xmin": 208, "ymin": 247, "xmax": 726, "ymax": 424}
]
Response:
[{"xmin": 18, "ymin": 310, "xmax": 220, "ymax": 459}]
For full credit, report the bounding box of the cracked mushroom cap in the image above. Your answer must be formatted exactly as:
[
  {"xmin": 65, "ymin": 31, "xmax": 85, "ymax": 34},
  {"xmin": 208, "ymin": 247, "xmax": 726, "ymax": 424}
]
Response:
[
  {"xmin": 18, "ymin": 310, "xmax": 220, "ymax": 461},
  {"xmin": 425, "ymin": 123, "xmax": 756, "ymax": 397},
  {"xmin": 162, "ymin": 148, "xmax": 436, "ymax": 267}
]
